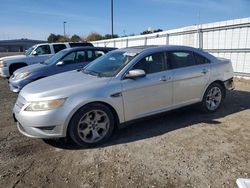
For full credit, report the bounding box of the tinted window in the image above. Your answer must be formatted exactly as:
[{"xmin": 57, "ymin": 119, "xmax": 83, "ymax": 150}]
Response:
[
  {"xmin": 62, "ymin": 52, "xmax": 76, "ymax": 64},
  {"xmin": 43, "ymin": 50, "xmax": 68, "ymax": 65},
  {"xmin": 34, "ymin": 45, "xmax": 51, "ymax": 55},
  {"xmin": 75, "ymin": 51, "xmax": 86, "ymax": 63},
  {"xmin": 194, "ymin": 52, "xmax": 210, "ymax": 64},
  {"xmin": 94, "ymin": 50, "xmax": 105, "ymax": 58},
  {"xmin": 133, "ymin": 52, "xmax": 166, "ymax": 74},
  {"xmin": 69, "ymin": 43, "xmax": 93, "ymax": 47},
  {"xmin": 53, "ymin": 44, "xmax": 67, "ymax": 53},
  {"xmin": 25, "ymin": 46, "xmax": 35, "ymax": 55},
  {"xmin": 168, "ymin": 51, "xmax": 195, "ymax": 69},
  {"xmin": 86, "ymin": 50, "xmax": 95, "ymax": 61},
  {"xmin": 84, "ymin": 51, "xmax": 138, "ymax": 77}
]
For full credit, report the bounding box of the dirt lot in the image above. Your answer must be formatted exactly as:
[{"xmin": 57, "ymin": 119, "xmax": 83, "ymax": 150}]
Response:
[{"xmin": 0, "ymin": 77, "xmax": 249, "ymax": 188}]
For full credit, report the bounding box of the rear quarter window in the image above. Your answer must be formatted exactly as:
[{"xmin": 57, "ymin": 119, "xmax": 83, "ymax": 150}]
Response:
[
  {"xmin": 94, "ymin": 50, "xmax": 106, "ymax": 58},
  {"xmin": 194, "ymin": 52, "xmax": 210, "ymax": 64}
]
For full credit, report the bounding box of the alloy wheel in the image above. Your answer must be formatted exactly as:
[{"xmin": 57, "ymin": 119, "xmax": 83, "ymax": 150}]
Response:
[
  {"xmin": 77, "ymin": 110, "xmax": 110, "ymax": 143},
  {"xmin": 206, "ymin": 86, "xmax": 222, "ymax": 111}
]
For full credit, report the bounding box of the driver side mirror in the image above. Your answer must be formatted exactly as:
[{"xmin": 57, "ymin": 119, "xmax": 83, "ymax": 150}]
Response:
[
  {"xmin": 32, "ymin": 51, "xmax": 38, "ymax": 56},
  {"xmin": 56, "ymin": 61, "xmax": 65, "ymax": 66},
  {"xmin": 125, "ymin": 69, "xmax": 146, "ymax": 79}
]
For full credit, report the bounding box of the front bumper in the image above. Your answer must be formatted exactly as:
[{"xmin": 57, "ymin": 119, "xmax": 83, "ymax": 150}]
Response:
[
  {"xmin": 0, "ymin": 67, "xmax": 9, "ymax": 77},
  {"xmin": 13, "ymin": 96, "xmax": 70, "ymax": 139},
  {"xmin": 8, "ymin": 77, "xmax": 32, "ymax": 93}
]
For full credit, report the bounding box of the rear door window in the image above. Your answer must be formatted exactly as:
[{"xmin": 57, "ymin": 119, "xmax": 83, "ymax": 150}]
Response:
[
  {"xmin": 75, "ymin": 51, "xmax": 86, "ymax": 63},
  {"xmin": 53, "ymin": 44, "xmax": 67, "ymax": 53},
  {"xmin": 168, "ymin": 51, "xmax": 196, "ymax": 69},
  {"xmin": 86, "ymin": 50, "xmax": 96, "ymax": 61}
]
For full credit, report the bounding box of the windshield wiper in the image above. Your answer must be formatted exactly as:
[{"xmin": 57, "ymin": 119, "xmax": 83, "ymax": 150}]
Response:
[
  {"xmin": 77, "ymin": 67, "xmax": 85, "ymax": 72},
  {"xmin": 82, "ymin": 69, "xmax": 102, "ymax": 77}
]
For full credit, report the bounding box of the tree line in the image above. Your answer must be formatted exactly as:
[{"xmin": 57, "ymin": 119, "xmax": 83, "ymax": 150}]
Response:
[
  {"xmin": 47, "ymin": 28, "xmax": 163, "ymax": 42},
  {"xmin": 47, "ymin": 33, "xmax": 119, "ymax": 43}
]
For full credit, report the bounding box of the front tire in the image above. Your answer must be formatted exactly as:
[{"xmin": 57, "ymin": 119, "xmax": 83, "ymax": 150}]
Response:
[
  {"xmin": 201, "ymin": 83, "xmax": 225, "ymax": 113},
  {"xmin": 68, "ymin": 103, "xmax": 115, "ymax": 147}
]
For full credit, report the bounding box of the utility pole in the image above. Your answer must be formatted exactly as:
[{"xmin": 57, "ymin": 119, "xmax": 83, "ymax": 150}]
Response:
[
  {"xmin": 111, "ymin": 0, "xmax": 114, "ymax": 38},
  {"xmin": 63, "ymin": 21, "xmax": 67, "ymax": 38}
]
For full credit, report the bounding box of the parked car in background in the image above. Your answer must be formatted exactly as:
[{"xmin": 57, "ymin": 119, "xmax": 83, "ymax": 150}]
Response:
[
  {"xmin": 0, "ymin": 42, "xmax": 93, "ymax": 77},
  {"xmin": 9, "ymin": 47, "xmax": 116, "ymax": 92},
  {"xmin": 13, "ymin": 45, "xmax": 234, "ymax": 147}
]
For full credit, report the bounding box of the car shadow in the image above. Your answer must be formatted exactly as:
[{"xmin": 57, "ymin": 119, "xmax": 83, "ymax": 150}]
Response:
[{"xmin": 44, "ymin": 89, "xmax": 250, "ymax": 150}]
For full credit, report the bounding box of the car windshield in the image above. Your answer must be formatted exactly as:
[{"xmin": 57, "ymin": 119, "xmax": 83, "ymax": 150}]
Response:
[
  {"xmin": 25, "ymin": 46, "xmax": 35, "ymax": 56},
  {"xmin": 83, "ymin": 51, "xmax": 138, "ymax": 77},
  {"xmin": 42, "ymin": 50, "xmax": 68, "ymax": 65}
]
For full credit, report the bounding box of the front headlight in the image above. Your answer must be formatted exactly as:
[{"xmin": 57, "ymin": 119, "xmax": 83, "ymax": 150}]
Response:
[
  {"xmin": 15, "ymin": 72, "xmax": 30, "ymax": 79},
  {"xmin": 24, "ymin": 98, "xmax": 67, "ymax": 111},
  {"xmin": 0, "ymin": 60, "xmax": 6, "ymax": 68}
]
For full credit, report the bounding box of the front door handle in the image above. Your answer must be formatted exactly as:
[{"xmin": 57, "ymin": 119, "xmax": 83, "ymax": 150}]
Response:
[
  {"xmin": 160, "ymin": 76, "xmax": 171, "ymax": 82},
  {"xmin": 202, "ymin": 69, "xmax": 208, "ymax": 74}
]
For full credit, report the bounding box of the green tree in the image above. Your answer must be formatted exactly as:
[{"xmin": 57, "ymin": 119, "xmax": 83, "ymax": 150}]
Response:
[
  {"xmin": 47, "ymin": 33, "xmax": 59, "ymax": 42},
  {"xmin": 85, "ymin": 32, "xmax": 103, "ymax": 41},
  {"xmin": 153, "ymin": 29, "xmax": 163, "ymax": 33},
  {"xmin": 58, "ymin": 35, "xmax": 70, "ymax": 42},
  {"xmin": 140, "ymin": 30, "xmax": 153, "ymax": 35},
  {"xmin": 71, "ymin": 34, "xmax": 82, "ymax": 42},
  {"xmin": 103, "ymin": 34, "xmax": 119, "ymax": 39}
]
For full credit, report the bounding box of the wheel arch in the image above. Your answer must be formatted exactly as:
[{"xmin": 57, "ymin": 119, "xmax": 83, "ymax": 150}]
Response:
[
  {"xmin": 203, "ymin": 80, "xmax": 226, "ymax": 100},
  {"xmin": 9, "ymin": 62, "xmax": 28, "ymax": 75},
  {"xmin": 65, "ymin": 101, "xmax": 120, "ymax": 137}
]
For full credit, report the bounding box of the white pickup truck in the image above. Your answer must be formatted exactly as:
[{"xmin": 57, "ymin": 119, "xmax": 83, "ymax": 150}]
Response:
[{"xmin": 0, "ymin": 42, "xmax": 93, "ymax": 77}]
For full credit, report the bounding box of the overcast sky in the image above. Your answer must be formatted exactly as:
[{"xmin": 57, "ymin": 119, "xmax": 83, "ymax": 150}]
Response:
[{"xmin": 0, "ymin": 0, "xmax": 249, "ymax": 40}]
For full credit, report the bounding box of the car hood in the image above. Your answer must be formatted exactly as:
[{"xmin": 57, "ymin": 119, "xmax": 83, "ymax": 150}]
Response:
[
  {"xmin": 20, "ymin": 70, "xmax": 112, "ymax": 101},
  {"xmin": 14, "ymin": 63, "xmax": 48, "ymax": 75},
  {"xmin": 0, "ymin": 54, "xmax": 27, "ymax": 61}
]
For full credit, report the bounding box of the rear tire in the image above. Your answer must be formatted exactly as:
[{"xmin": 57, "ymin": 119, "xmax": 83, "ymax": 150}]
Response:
[
  {"xmin": 201, "ymin": 83, "xmax": 225, "ymax": 113},
  {"xmin": 68, "ymin": 103, "xmax": 115, "ymax": 147}
]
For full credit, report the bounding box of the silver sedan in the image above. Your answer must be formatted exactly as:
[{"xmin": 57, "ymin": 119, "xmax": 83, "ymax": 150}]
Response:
[{"xmin": 13, "ymin": 45, "xmax": 234, "ymax": 147}]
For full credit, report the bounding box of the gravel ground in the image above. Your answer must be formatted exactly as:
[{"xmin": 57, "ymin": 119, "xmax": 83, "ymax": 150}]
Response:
[{"xmin": 0, "ymin": 77, "xmax": 249, "ymax": 188}]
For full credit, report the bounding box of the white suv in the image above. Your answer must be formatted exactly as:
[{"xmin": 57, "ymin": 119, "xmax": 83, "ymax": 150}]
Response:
[{"xmin": 0, "ymin": 42, "xmax": 93, "ymax": 77}]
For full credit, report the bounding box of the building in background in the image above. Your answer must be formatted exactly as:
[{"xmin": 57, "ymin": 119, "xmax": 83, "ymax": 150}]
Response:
[{"xmin": 0, "ymin": 39, "xmax": 46, "ymax": 52}]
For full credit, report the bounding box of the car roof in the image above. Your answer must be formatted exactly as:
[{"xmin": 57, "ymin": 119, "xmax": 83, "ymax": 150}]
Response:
[
  {"xmin": 61, "ymin": 46, "xmax": 117, "ymax": 52},
  {"xmin": 116, "ymin": 45, "xmax": 205, "ymax": 53},
  {"xmin": 35, "ymin": 42, "xmax": 92, "ymax": 46}
]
